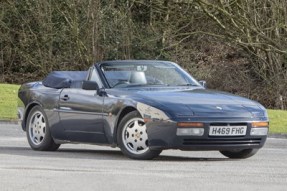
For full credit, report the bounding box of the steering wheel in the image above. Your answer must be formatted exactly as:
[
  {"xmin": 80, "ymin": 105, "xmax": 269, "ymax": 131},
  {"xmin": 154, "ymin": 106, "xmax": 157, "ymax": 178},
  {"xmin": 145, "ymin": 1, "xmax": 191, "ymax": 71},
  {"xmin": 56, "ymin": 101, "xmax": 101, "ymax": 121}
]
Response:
[{"xmin": 112, "ymin": 80, "xmax": 130, "ymax": 88}]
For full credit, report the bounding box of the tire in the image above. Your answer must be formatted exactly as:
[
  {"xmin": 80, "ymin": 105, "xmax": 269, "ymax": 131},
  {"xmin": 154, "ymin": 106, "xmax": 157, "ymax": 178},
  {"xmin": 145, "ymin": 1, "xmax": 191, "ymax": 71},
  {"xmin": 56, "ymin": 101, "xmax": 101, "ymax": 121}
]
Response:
[
  {"xmin": 117, "ymin": 111, "xmax": 162, "ymax": 160},
  {"xmin": 220, "ymin": 149, "xmax": 258, "ymax": 159},
  {"xmin": 26, "ymin": 106, "xmax": 60, "ymax": 151}
]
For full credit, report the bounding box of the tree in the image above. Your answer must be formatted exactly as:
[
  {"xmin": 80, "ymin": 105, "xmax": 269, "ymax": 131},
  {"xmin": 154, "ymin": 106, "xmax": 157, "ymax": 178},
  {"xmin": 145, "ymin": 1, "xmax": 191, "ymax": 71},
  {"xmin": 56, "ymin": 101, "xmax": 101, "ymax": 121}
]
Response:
[{"xmin": 194, "ymin": 0, "xmax": 287, "ymax": 108}]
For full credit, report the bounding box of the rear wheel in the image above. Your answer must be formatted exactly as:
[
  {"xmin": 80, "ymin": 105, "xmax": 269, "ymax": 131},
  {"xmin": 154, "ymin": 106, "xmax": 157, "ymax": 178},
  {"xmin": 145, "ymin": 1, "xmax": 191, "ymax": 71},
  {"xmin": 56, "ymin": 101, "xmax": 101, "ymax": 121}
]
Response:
[
  {"xmin": 220, "ymin": 149, "xmax": 258, "ymax": 159},
  {"xmin": 26, "ymin": 106, "xmax": 60, "ymax": 151},
  {"xmin": 117, "ymin": 111, "xmax": 162, "ymax": 160}
]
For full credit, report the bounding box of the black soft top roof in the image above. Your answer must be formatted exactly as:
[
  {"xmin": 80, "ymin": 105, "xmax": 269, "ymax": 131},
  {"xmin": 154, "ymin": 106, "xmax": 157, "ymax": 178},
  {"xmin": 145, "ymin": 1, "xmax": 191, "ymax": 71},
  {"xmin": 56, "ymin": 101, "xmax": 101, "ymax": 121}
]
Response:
[{"xmin": 42, "ymin": 71, "xmax": 88, "ymax": 89}]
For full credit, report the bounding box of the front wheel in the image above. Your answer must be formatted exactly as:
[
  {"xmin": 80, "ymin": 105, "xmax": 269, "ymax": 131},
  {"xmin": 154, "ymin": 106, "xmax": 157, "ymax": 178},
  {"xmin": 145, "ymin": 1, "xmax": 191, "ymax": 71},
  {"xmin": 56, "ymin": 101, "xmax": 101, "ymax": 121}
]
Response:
[
  {"xmin": 117, "ymin": 111, "xmax": 162, "ymax": 160},
  {"xmin": 26, "ymin": 106, "xmax": 60, "ymax": 151},
  {"xmin": 220, "ymin": 149, "xmax": 258, "ymax": 159}
]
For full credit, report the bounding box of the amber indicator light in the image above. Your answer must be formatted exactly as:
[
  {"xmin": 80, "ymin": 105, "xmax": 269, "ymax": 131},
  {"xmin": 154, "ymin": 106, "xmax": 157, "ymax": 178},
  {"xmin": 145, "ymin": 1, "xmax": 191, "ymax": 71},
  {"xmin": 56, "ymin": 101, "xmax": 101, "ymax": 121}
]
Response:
[{"xmin": 252, "ymin": 122, "xmax": 269, "ymax": 127}]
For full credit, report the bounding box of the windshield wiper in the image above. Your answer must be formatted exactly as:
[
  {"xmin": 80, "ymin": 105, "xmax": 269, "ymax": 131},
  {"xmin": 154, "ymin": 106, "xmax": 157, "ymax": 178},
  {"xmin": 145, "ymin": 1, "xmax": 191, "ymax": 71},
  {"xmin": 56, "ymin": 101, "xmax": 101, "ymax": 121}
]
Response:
[
  {"xmin": 124, "ymin": 83, "xmax": 169, "ymax": 88},
  {"xmin": 175, "ymin": 83, "xmax": 198, "ymax": 86}
]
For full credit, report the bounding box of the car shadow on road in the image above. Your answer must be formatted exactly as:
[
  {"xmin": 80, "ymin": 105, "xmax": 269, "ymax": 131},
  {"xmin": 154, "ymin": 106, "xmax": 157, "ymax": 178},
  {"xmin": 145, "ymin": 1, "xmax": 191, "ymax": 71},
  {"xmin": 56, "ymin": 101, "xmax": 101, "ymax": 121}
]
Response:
[{"xmin": 0, "ymin": 146, "xmax": 231, "ymax": 162}]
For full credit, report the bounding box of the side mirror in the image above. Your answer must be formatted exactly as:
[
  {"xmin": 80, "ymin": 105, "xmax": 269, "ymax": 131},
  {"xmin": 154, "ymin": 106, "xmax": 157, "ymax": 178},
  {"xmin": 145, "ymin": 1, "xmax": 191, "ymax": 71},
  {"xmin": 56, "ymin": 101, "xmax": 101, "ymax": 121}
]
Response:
[
  {"xmin": 82, "ymin": 80, "xmax": 99, "ymax": 90},
  {"xmin": 199, "ymin": 80, "xmax": 207, "ymax": 88}
]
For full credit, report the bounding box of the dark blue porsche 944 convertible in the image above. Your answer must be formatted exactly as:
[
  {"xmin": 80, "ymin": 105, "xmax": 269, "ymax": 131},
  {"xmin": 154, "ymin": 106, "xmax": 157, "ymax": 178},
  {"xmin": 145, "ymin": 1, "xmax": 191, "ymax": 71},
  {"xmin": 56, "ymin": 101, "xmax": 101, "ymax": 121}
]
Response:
[{"xmin": 18, "ymin": 60, "xmax": 269, "ymax": 160}]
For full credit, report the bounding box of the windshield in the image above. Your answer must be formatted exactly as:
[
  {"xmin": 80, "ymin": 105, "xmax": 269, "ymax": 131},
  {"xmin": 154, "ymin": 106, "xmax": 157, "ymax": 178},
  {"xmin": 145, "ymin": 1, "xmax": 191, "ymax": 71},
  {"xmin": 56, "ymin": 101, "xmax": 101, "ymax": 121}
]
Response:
[{"xmin": 100, "ymin": 61, "xmax": 200, "ymax": 88}]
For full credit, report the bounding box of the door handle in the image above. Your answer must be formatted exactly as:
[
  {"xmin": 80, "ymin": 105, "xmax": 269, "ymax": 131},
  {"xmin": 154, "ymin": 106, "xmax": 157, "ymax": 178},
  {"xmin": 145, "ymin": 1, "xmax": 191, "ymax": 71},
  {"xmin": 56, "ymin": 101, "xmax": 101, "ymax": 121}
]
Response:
[{"xmin": 61, "ymin": 95, "xmax": 70, "ymax": 101}]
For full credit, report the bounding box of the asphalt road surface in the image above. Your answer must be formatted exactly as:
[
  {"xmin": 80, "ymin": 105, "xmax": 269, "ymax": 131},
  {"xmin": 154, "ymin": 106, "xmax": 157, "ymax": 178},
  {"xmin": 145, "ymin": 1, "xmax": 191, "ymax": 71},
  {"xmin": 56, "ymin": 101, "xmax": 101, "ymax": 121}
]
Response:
[{"xmin": 0, "ymin": 123, "xmax": 286, "ymax": 191}]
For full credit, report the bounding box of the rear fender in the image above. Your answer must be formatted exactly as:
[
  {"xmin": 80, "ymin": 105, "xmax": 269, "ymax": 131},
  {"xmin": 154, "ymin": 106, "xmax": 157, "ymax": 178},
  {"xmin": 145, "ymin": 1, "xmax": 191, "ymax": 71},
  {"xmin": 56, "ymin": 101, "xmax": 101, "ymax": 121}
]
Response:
[{"xmin": 21, "ymin": 101, "xmax": 43, "ymax": 131}]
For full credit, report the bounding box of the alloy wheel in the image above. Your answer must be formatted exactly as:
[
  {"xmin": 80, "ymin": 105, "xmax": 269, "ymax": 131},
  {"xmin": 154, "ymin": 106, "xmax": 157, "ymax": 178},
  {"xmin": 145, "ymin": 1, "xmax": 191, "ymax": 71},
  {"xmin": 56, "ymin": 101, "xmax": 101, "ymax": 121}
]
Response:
[
  {"xmin": 122, "ymin": 118, "xmax": 148, "ymax": 154},
  {"xmin": 28, "ymin": 111, "xmax": 46, "ymax": 145}
]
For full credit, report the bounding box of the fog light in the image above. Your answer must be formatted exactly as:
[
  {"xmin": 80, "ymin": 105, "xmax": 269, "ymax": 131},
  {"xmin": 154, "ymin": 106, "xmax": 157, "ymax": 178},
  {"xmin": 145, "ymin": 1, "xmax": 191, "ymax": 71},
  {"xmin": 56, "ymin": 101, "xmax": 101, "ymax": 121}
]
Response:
[
  {"xmin": 176, "ymin": 128, "xmax": 204, "ymax": 136},
  {"xmin": 250, "ymin": 128, "xmax": 268, "ymax": 136},
  {"xmin": 177, "ymin": 122, "xmax": 204, "ymax": 127}
]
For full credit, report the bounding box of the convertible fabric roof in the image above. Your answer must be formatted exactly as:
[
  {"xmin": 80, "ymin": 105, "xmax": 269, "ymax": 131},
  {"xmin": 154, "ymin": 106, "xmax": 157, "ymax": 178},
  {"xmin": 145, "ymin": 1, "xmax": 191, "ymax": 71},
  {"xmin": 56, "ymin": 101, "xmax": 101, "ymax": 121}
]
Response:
[{"xmin": 42, "ymin": 71, "xmax": 88, "ymax": 89}]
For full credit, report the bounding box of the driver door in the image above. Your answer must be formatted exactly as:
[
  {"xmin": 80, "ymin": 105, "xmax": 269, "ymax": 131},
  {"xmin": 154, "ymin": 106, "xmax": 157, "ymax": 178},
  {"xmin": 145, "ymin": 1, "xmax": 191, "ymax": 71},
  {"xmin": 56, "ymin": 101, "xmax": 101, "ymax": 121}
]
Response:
[
  {"xmin": 58, "ymin": 88, "xmax": 107, "ymax": 143},
  {"xmin": 58, "ymin": 67, "xmax": 107, "ymax": 143}
]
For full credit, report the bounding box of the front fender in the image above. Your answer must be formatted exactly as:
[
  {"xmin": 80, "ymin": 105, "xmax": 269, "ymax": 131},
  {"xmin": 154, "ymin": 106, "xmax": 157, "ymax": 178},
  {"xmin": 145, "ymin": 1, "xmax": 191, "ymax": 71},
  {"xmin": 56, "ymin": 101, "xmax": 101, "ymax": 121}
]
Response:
[{"xmin": 136, "ymin": 102, "xmax": 170, "ymax": 121}]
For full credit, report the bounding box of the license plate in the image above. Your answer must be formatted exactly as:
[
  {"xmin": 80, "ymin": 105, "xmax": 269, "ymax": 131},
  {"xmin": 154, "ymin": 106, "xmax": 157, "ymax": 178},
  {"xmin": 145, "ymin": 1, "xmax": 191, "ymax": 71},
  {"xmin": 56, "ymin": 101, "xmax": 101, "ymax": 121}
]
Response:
[{"xmin": 209, "ymin": 126, "xmax": 247, "ymax": 136}]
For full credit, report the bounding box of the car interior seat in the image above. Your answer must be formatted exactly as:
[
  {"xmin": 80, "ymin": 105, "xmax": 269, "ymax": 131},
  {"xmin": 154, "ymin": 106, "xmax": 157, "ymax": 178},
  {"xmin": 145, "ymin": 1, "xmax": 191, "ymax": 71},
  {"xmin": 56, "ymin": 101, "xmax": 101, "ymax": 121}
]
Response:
[{"xmin": 129, "ymin": 71, "xmax": 147, "ymax": 84}]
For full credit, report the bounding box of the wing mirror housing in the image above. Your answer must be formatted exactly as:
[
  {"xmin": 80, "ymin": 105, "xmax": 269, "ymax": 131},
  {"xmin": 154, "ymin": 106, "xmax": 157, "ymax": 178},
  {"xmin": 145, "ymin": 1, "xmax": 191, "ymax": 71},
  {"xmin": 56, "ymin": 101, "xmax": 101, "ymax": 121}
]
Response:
[
  {"xmin": 82, "ymin": 80, "xmax": 99, "ymax": 90},
  {"xmin": 199, "ymin": 80, "xmax": 207, "ymax": 88},
  {"xmin": 82, "ymin": 81, "xmax": 107, "ymax": 96}
]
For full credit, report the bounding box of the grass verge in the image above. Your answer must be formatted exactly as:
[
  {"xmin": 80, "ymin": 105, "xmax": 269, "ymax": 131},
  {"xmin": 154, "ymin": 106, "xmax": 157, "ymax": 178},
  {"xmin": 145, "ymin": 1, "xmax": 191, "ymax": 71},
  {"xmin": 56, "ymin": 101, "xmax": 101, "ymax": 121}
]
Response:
[
  {"xmin": 0, "ymin": 84, "xmax": 20, "ymax": 120},
  {"xmin": 0, "ymin": 83, "xmax": 286, "ymax": 134},
  {"xmin": 267, "ymin": 110, "xmax": 287, "ymax": 134}
]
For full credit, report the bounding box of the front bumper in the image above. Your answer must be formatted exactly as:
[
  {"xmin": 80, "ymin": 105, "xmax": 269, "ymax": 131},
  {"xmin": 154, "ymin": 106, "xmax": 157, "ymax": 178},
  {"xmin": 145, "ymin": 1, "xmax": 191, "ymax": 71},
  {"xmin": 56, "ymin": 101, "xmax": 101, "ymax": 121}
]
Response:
[{"xmin": 146, "ymin": 121, "xmax": 268, "ymax": 151}]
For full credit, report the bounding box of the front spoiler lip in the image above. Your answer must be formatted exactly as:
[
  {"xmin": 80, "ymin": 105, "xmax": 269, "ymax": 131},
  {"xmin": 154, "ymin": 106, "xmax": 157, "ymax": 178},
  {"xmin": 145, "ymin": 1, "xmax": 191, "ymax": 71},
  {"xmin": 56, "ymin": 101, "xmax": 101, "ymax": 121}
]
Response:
[{"xmin": 149, "ymin": 140, "xmax": 266, "ymax": 151}]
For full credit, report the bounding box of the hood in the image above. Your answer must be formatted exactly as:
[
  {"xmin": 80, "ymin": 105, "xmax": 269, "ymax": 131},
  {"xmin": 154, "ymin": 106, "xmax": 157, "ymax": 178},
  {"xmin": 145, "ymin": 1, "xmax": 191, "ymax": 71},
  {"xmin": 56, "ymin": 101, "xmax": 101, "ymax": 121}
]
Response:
[{"xmin": 107, "ymin": 88, "xmax": 266, "ymax": 119}]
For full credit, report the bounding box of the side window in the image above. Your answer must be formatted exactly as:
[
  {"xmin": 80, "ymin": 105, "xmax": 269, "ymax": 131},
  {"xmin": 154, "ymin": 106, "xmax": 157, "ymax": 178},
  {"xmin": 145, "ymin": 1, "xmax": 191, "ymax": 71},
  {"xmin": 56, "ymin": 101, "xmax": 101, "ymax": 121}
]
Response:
[{"xmin": 89, "ymin": 68, "xmax": 103, "ymax": 88}]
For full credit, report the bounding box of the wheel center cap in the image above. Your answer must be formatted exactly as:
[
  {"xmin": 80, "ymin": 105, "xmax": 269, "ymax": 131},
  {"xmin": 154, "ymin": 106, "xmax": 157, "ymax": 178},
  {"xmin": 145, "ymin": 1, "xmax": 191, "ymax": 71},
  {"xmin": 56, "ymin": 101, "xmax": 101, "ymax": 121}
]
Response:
[{"xmin": 135, "ymin": 133, "xmax": 141, "ymax": 139}]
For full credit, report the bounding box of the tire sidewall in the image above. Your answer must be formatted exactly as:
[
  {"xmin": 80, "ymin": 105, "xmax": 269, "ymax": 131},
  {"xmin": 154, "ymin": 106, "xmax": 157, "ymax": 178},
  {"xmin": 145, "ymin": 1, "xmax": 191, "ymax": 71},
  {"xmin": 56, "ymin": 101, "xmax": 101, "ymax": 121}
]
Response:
[
  {"xmin": 26, "ymin": 106, "xmax": 53, "ymax": 150},
  {"xmin": 220, "ymin": 149, "xmax": 258, "ymax": 159},
  {"xmin": 117, "ymin": 111, "xmax": 161, "ymax": 160}
]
